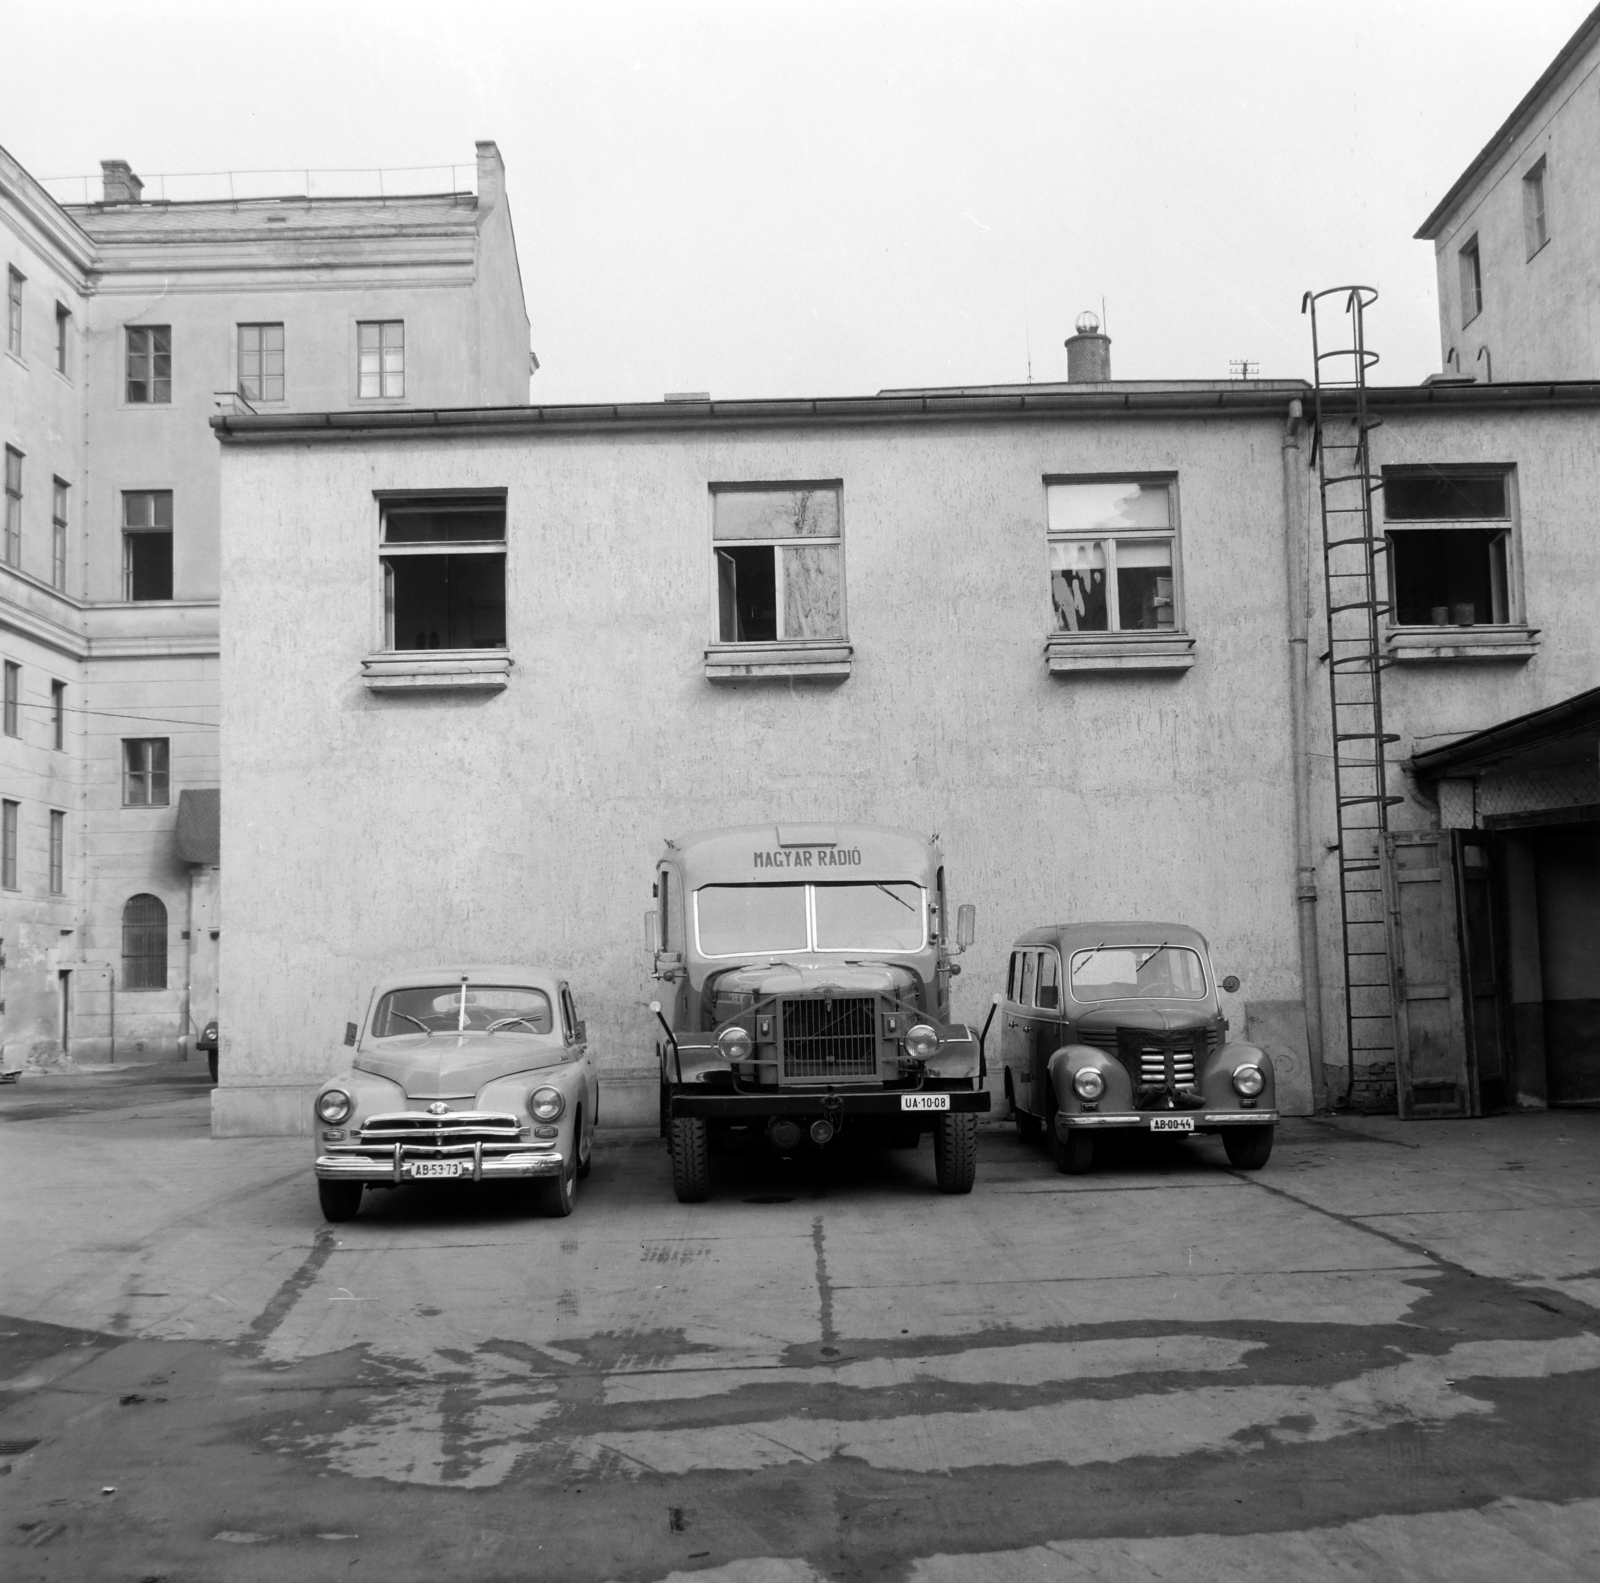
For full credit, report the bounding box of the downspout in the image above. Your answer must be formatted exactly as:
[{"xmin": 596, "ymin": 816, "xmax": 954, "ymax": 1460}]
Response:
[{"xmin": 1282, "ymin": 399, "xmax": 1327, "ymax": 1110}]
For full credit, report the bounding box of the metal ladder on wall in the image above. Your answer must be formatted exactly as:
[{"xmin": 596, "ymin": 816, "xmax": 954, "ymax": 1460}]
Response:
[{"xmin": 1302, "ymin": 286, "xmax": 1401, "ymax": 1108}]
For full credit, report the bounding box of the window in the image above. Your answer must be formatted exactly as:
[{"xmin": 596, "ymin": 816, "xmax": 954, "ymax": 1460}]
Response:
[
  {"xmin": 48, "ymin": 810, "xmax": 64, "ymax": 895},
  {"xmin": 1048, "ymin": 478, "xmax": 1179, "ymax": 634},
  {"xmin": 51, "ymin": 680, "xmax": 64, "ymax": 750},
  {"xmin": 1523, "ymin": 159, "xmax": 1548, "ymax": 257},
  {"xmin": 1383, "ymin": 467, "xmax": 1515, "ymax": 626},
  {"xmin": 125, "ymin": 325, "xmax": 172, "ymax": 403},
  {"xmin": 6, "ymin": 268, "xmax": 21, "ymax": 357},
  {"xmin": 3, "ymin": 662, "xmax": 17, "ymax": 736},
  {"xmin": 1459, "ymin": 238, "xmax": 1482, "ymax": 327},
  {"xmin": 1018, "ymin": 950, "xmax": 1036, "ymax": 1008},
  {"xmin": 122, "ymin": 490, "xmax": 173, "ymax": 600},
  {"xmin": 55, "ymin": 304, "xmax": 70, "ymax": 375},
  {"xmin": 51, "ymin": 478, "xmax": 67, "ymax": 590},
  {"xmin": 1036, "ymin": 949, "xmax": 1060, "ymax": 1009},
  {"xmin": 238, "ymin": 322, "xmax": 284, "ymax": 402},
  {"xmin": 3, "ymin": 447, "xmax": 19, "ymax": 566},
  {"xmin": 380, "ymin": 494, "xmax": 505, "ymax": 650},
  {"xmin": 358, "ymin": 321, "xmax": 404, "ymax": 398},
  {"xmin": 122, "ymin": 738, "xmax": 170, "ymax": 807},
  {"xmin": 121, "ymin": 894, "xmax": 168, "ymax": 990},
  {"xmin": 1, "ymin": 801, "xmax": 15, "ymax": 890},
  {"xmin": 713, "ymin": 484, "xmax": 844, "ymax": 644}
]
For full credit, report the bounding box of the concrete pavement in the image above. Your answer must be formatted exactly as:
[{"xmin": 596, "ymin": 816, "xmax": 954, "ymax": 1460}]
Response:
[{"xmin": 1, "ymin": 1066, "xmax": 1598, "ymax": 1581}]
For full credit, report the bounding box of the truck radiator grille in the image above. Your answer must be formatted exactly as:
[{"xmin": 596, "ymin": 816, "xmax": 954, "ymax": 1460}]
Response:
[{"xmin": 780, "ymin": 997, "xmax": 877, "ymax": 1080}]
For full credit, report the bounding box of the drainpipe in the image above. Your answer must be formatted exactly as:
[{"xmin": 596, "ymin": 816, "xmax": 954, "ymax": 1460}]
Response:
[{"xmin": 1282, "ymin": 399, "xmax": 1327, "ymax": 1110}]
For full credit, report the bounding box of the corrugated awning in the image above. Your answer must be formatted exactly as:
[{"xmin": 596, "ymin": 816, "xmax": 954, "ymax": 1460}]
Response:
[{"xmin": 175, "ymin": 787, "xmax": 220, "ymax": 865}]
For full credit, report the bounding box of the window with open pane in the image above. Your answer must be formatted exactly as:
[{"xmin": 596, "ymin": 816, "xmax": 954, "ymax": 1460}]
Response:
[{"xmin": 1047, "ymin": 478, "xmax": 1180, "ymax": 635}]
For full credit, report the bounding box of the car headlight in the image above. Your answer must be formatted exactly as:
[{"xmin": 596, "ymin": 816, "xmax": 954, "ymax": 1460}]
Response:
[
  {"xmin": 316, "ymin": 1088, "xmax": 353, "ymax": 1125},
  {"xmin": 1072, "ymin": 1066, "xmax": 1106, "ymax": 1101},
  {"xmin": 1232, "ymin": 1064, "xmax": 1265, "ymax": 1098},
  {"xmin": 718, "ymin": 1025, "xmax": 753, "ymax": 1061},
  {"xmin": 904, "ymin": 1024, "xmax": 939, "ymax": 1061},
  {"xmin": 528, "ymin": 1086, "xmax": 565, "ymax": 1122}
]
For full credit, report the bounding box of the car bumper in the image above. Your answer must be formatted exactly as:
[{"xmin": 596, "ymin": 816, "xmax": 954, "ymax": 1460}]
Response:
[
  {"xmin": 1056, "ymin": 1110, "xmax": 1279, "ymax": 1131},
  {"xmin": 315, "ymin": 1147, "xmax": 565, "ymax": 1183},
  {"xmin": 672, "ymin": 1090, "xmax": 991, "ymax": 1120}
]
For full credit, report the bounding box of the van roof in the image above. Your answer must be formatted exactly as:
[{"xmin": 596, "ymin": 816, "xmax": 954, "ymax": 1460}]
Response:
[
  {"xmin": 1011, "ymin": 920, "xmax": 1211, "ymax": 952},
  {"xmin": 663, "ymin": 823, "xmax": 939, "ymax": 883}
]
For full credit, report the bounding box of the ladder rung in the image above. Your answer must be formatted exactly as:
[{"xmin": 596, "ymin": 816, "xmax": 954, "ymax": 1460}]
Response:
[
  {"xmin": 1335, "ymin": 732, "xmax": 1399, "ymax": 743},
  {"xmin": 1329, "ymin": 600, "xmax": 1391, "ymax": 615},
  {"xmin": 1327, "ymin": 536, "xmax": 1389, "ymax": 551},
  {"xmin": 1339, "ymin": 794, "xmax": 1402, "ymax": 807}
]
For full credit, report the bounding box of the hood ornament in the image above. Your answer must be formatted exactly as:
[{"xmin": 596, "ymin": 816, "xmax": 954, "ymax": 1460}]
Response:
[{"xmin": 427, "ymin": 1101, "xmax": 450, "ymax": 1116}]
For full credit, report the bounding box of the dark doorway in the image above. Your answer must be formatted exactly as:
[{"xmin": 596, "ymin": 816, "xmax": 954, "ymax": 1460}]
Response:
[{"xmin": 1533, "ymin": 825, "xmax": 1600, "ymax": 1105}]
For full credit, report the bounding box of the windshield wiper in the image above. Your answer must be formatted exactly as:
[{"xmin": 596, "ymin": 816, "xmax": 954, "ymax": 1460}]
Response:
[
  {"xmin": 393, "ymin": 1012, "xmax": 430, "ymax": 1035},
  {"xmin": 1134, "ymin": 942, "xmax": 1170, "ymax": 973},
  {"xmin": 873, "ymin": 884, "xmax": 916, "ymax": 913},
  {"xmin": 487, "ymin": 1016, "xmax": 540, "ymax": 1034}
]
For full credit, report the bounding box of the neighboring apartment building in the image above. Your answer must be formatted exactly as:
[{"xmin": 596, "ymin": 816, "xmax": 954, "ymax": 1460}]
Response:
[
  {"xmin": 0, "ymin": 140, "xmax": 531, "ymax": 1067},
  {"xmin": 1416, "ymin": 4, "xmax": 1600, "ymax": 381}
]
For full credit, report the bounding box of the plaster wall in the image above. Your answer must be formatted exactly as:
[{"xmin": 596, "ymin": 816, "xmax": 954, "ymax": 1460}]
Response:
[{"xmin": 214, "ymin": 411, "xmax": 1314, "ymax": 1135}]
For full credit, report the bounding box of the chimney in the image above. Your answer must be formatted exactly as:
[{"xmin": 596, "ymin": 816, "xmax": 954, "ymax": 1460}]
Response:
[
  {"xmin": 474, "ymin": 140, "xmax": 504, "ymax": 207},
  {"xmin": 1065, "ymin": 311, "xmax": 1111, "ymax": 382},
  {"xmin": 101, "ymin": 160, "xmax": 144, "ymax": 204}
]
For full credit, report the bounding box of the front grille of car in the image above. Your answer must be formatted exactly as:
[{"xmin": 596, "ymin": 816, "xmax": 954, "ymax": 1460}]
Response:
[
  {"xmin": 780, "ymin": 997, "xmax": 877, "ymax": 1081},
  {"xmin": 1105, "ymin": 1030, "xmax": 1207, "ymax": 1105},
  {"xmin": 359, "ymin": 1111, "xmax": 523, "ymax": 1150}
]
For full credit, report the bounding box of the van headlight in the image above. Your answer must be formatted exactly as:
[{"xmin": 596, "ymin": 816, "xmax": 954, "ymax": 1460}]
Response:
[
  {"xmin": 904, "ymin": 1024, "xmax": 939, "ymax": 1060},
  {"xmin": 1232, "ymin": 1064, "xmax": 1265, "ymax": 1098},
  {"xmin": 1072, "ymin": 1067, "xmax": 1106, "ymax": 1101},
  {"xmin": 718, "ymin": 1025, "xmax": 753, "ymax": 1061},
  {"xmin": 529, "ymin": 1086, "xmax": 565, "ymax": 1121},
  {"xmin": 316, "ymin": 1089, "xmax": 353, "ymax": 1125}
]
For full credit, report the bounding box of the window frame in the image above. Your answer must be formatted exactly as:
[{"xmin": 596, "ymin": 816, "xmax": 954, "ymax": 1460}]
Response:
[
  {"xmin": 1381, "ymin": 465, "xmax": 1521, "ymax": 630},
  {"xmin": 121, "ymin": 893, "xmax": 169, "ymax": 991},
  {"xmin": 54, "ymin": 303, "xmax": 70, "ymax": 376},
  {"xmin": 50, "ymin": 477, "xmax": 68, "ymax": 591},
  {"xmin": 6, "ymin": 267, "xmax": 22, "ymax": 358},
  {"xmin": 122, "ymin": 490, "xmax": 174, "ymax": 601},
  {"xmin": 50, "ymin": 680, "xmax": 64, "ymax": 750},
  {"xmin": 1522, "ymin": 158, "xmax": 1549, "ymax": 258},
  {"xmin": 1, "ymin": 799, "xmax": 16, "ymax": 891},
  {"xmin": 357, "ymin": 320, "xmax": 405, "ymax": 400},
  {"xmin": 3, "ymin": 661, "xmax": 18, "ymax": 737},
  {"xmin": 376, "ymin": 491, "xmax": 508, "ymax": 654},
  {"xmin": 122, "ymin": 737, "xmax": 171, "ymax": 808},
  {"xmin": 48, "ymin": 809, "xmax": 64, "ymax": 895},
  {"xmin": 1458, "ymin": 237, "xmax": 1483, "ymax": 328},
  {"xmin": 1045, "ymin": 473, "xmax": 1184, "ymax": 637},
  {"xmin": 237, "ymin": 321, "xmax": 285, "ymax": 403},
  {"xmin": 125, "ymin": 325, "xmax": 172, "ymax": 405},
  {"xmin": 3, "ymin": 446, "xmax": 20, "ymax": 568}
]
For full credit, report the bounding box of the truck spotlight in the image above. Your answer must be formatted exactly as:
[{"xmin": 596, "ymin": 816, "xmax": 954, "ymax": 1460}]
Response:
[
  {"xmin": 316, "ymin": 1089, "xmax": 353, "ymax": 1125},
  {"xmin": 1232, "ymin": 1064, "xmax": 1265, "ymax": 1098},
  {"xmin": 904, "ymin": 1024, "xmax": 939, "ymax": 1060},
  {"xmin": 768, "ymin": 1117, "xmax": 802, "ymax": 1151},
  {"xmin": 718, "ymin": 1025, "xmax": 753, "ymax": 1061},
  {"xmin": 1072, "ymin": 1067, "xmax": 1106, "ymax": 1101},
  {"xmin": 809, "ymin": 1119, "xmax": 835, "ymax": 1146},
  {"xmin": 529, "ymin": 1086, "xmax": 565, "ymax": 1121}
]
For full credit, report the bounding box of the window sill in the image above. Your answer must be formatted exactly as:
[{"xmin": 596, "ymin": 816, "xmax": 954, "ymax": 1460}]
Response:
[
  {"xmin": 704, "ymin": 640, "xmax": 853, "ymax": 682},
  {"xmin": 362, "ymin": 650, "xmax": 512, "ymax": 692},
  {"xmin": 1385, "ymin": 625, "xmax": 1540, "ymax": 663},
  {"xmin": 1044, "ymin": 631, "xmax": 1195, "ymax": 674}
]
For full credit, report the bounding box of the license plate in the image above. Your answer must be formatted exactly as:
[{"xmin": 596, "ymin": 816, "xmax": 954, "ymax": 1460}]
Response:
[
  {"xmin": 1150, "ymin": 1116, "xmax": 1195, "ymax": 1133},
  {"xmin": 902, "ymin": 1094, "xmax": 950, "ymax": 1111},
  {"xmin": 410, "ymin": 1160, "xmax": 467, "ymax": 1178}
]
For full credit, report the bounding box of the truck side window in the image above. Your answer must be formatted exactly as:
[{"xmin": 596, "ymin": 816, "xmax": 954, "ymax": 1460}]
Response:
[
  {"xmin": 660, "ymin": 867, "xmax": 681, "ymax": 953},
  {"xmin": 1018, "ymin": 951, "xmax": 1036, "ymax": 1007},
  {"xmin": 1037, "ymin": 951, "xmax": 1060, "ymax": 1009},
  {"xmin": 934, "ymin": 865, "xmax": 947, "ymax": 942}
]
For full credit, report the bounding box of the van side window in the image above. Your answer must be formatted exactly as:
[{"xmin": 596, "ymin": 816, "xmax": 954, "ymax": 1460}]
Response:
[
  {"xmin": 1006, "ymin": 952, "xmax": 1018, "ymax": 1000},
  {"xmin": 1018, "ymin": 951, "xmax": 1036, "ymax": 1007},
  {"xmin": 1037, "ymin": 951, "xmax": 1060, "ymax": 1009}
]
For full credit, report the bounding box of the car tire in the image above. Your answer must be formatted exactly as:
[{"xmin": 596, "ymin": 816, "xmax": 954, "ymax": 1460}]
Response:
[
  {"xmin": 669, "ymin": 1116, "xmax": 711, "ymax": 1202},
  {"xmin": 539, "ymin": 1149, "xmax": 577, "ymax": 1217},
  {"xmin": 317, "ymin": 1180, "xmax": 363, "ymax": 1222},
  {"xmin": 933, "ymin": 1112, "xmax": 977, "ymax": 1194},
  {"xmin": 1222, "ymin": 1124, "xmax": 1274, "ymax": 1171},
  {"xmin": 1047, "ymin": 1105, "xmax": 1095, "ymax": 1175},
  {"xmin": 207, "ymin": 1051, "xmax": 218, "ymax": 1084}
]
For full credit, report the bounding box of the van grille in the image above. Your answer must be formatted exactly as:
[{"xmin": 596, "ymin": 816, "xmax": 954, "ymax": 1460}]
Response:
[
  {"xmin": 1113, "ymin": 1030, "xmax": 1204, "ymax": 1103},
  {"xmin": 780, "ymin": 997, "xmax": 877, "ymax": 1081}
]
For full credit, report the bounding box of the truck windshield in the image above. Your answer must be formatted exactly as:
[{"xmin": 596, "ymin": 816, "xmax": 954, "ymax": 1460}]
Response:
[
  {"xmin": 1068, "ymin": 946, "xmax": 1207, "ymax": 1001},
  {"xmin": 695, "ymin": 883, "xmax": 926, "ymax": 957}
]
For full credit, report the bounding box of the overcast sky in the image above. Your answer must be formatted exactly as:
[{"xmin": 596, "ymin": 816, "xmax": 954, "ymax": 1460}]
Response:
[{"xmin": 7, "ymin": 0, "xmax": 1593, "ymax": 403}]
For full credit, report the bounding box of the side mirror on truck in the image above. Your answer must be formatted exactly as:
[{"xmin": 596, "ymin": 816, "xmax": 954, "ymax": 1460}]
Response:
[{"xmin": 956, "ymin": 903, "xmax": 976, "ymax": 952}]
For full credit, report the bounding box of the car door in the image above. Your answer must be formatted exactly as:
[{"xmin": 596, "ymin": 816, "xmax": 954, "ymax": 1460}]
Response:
[
  {"xmin": 560, "ymin": 983, "xmax": 596, "ymax": 1155},
  {"xmin": 1003, "ymin": 951, "xmax": 1039, "ymax": 1115},
  {"xmin": 1032, "ymin": 947, "xmax": 1064, "ymax": 1101}
]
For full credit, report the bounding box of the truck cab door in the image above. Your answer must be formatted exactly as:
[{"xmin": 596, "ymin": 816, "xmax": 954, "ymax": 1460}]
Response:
[{"xmin": 1002, "ymin": 951, "xmax": 1037, "ymax": 1114}]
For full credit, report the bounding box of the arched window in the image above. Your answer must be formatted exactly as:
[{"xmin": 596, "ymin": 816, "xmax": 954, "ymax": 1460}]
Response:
[{"xmin": 122, "ymin": 894, "xmax": 167, "ymax": 990}]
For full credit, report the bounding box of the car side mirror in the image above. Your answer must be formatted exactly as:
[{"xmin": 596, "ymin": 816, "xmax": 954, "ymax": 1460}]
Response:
[
  {"xmin": 645, "ymin": 910, "xmax": 660, "ymax": 955},
  {"xmin": 1220, "ymin": 974, "xmax": 1240, "ymax": 994},
  {"xmin": 344, "ymin": 1022, "xmax": 357, "ymax": 1047},
  {"xmin": 956, "ymin": 903, "xmax": 976, "ymax": 952}
]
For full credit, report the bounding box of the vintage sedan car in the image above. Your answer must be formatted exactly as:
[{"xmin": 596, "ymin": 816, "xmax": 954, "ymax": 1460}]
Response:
[
  {"xmin": 312, "ymin": 967, "xmax": 600, "ymax": 1222},
  {"xmin": 999, "ymin": 922, "xmax": 1277, "ymax": 1173}
]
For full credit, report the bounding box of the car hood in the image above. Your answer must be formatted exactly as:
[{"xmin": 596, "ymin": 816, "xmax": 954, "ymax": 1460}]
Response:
[
  {"xmin": 354, "ymin": 1033, "xmax": 570, "ymax": 1102},
  {"xmin": 1075, "ymin": 1003, "xmax": 1215, "ymax": 1035}
]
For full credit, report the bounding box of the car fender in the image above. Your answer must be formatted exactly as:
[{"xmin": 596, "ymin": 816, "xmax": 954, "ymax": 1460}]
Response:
[
  {"xmin": 1046, "ymin": 1043, "xmax": 1132, "ymax": 1114},
  {"xmin": 1203, "ymin": 1040, "xmax": 1276, "ymax": 1110}
]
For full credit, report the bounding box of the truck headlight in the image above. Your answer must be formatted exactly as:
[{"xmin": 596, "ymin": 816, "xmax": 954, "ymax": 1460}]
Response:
[
  {"xmin": 1232, "ymin": 1064, "xmax": 1265, "ymax": 1098},
  {"xmin": 529, "ymin": 1086, "xmax": 565, "ymax": 1121},
  {"xmin": 1072, "ymin": 1067, "xmax": 1105, "ymax": 1101},
  {"xmin": 718, "ymin": 1025, "xmax": 753, "ymax": 1061},
  {"xmin": 904, "ymin": 1024, "xmax": 939, "ymax": 1060},
  {"xmin": 316, "ymin": 1088, "xmax": 353, "ymax": 1125}
]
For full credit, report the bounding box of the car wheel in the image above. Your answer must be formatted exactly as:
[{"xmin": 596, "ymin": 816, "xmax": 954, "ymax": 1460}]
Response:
[
  {"xmin": 207, "ymin": 1051, "xmax": 218, "ymax": 1084},
  {"xmin": 669, "ymin": 1116, "xmax": 711, "ymax": 1202},
  {"xmin": 1046, "ymin": 1100, "xmax": 1095, "ymax": 1175},
  {"xmin": 1223, "ymin": 1124, "xmax": 1275, "ymax": 1171},
  {"xmin": 539, "ymin": 1148, "xmax": 577, "ymax": 1217},
  {"xmin": 317, "ymin": 1180, "xmax": 363, "ymax": 1222},
  {"xmin": 576, "ymin": 1113, "xmax": 593, "ymax": 1180},
  {"xmin": 932, "ymin": 1112, "xmax": 977, "ymax": 1194}
]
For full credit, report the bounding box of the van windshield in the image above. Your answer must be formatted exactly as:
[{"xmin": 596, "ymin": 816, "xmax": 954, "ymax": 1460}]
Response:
[
  {"xmin": 695, "ymin": 883, "xmax": 926, "ymax": 957},
  {"xmin": 1068, "ymin": 946, "xmax": 1207, "ymax": 1002}
]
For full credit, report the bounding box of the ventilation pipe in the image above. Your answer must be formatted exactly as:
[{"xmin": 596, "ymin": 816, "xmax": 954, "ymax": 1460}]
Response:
[{"xmin": 1065, "ymin": 311, "xmax": 1111, "ymax": 381}]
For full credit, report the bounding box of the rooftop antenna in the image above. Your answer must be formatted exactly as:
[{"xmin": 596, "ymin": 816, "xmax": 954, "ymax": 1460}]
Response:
[
  {"xmin": 1023, "ymin": 277, "xmax": 1034, "ymax": 382},
  {"xmin": 1230, "ymin": 358, "xmax": 1260, "ymax": 380}
]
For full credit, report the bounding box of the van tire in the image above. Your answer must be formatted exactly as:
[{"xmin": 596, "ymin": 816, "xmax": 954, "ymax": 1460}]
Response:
[
  {"xmin": 933, "ymin": 1112, "xmax": 977, "ymax": 1194},
  {"xmin": 1223, "ymin": 1124, "xmax": 1274, "ymax": 1171},
  {"xmin": 670, "ymin": 1116, "xmax": 711, "ymax": 1202},
  {"xmin": 317, "ymin": 1180, "xmax": 363, "ymax": 1222},
  {"xmin": 1047, "ymin": 1098, "xmax": 1095, "ymax": 1174}
]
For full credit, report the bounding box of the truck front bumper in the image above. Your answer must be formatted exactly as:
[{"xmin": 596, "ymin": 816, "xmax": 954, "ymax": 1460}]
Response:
[{"xmin": 671, "ymin": 1090, "xmax": 990, "ymax": 1120}]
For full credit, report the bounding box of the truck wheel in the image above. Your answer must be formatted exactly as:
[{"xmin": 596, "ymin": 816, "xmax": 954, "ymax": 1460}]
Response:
[
  {"xmin": 1223, "ymin": 1124, "xmax": 1275, "ymax": 1171},
  {"xmin": 670, "ymin": 1116, "xmax": 711, "ymax": 1202},
  {"xmin": 317, "ymin": 1180, "xmax": 362, "ymax": 1222},
  {"xmin": 539, "ymin": 1149, "xmax": 577, "ymax": 1216},
  {"xmin": 933, "ymin": 1112, "xmax": 977, "ymax": 1194},
  {"xmin": 1048, "ymin": 1115, "xmax": 1095, "ymax": 1175}
]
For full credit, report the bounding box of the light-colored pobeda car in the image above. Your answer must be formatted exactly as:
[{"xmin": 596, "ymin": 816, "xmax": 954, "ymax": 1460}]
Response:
[
  {"xmin": 312, "ymin": 968, "xmax": 599, "ymax": 1222},
  {"xmin": 1000, "ymin": 922, "xmax": 1278, "ymax": 1173}
]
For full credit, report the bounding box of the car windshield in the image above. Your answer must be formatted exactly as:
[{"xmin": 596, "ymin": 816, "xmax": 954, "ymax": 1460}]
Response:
[
  {"xmin": 1068, "ymin": 946, "xmax": 1207, "ymax": 1002},
  {"xmin": 371, "ymin": 985, "xmax": 553, "ymax": 1036},
  {"xmin": 695, "ymin": 883, "xmax": 926, "ymax": 957}
]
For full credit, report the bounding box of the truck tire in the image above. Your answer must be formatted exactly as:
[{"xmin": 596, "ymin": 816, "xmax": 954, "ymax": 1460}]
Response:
[
  {"xmin": 670, "ymin": 1116, "xmax": 711, "ymax": 1202},
  {"xmin": 1222, "ymin": 1124, "xmax": 1274, "ymax": 1171},
  {"xmin": 933, "ymin": 1112, "xmax": 977, "ymax": 1194},
  {"xmin": 317, "ymin": 1180, "xmax": 363, "ymax": 1222}
]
